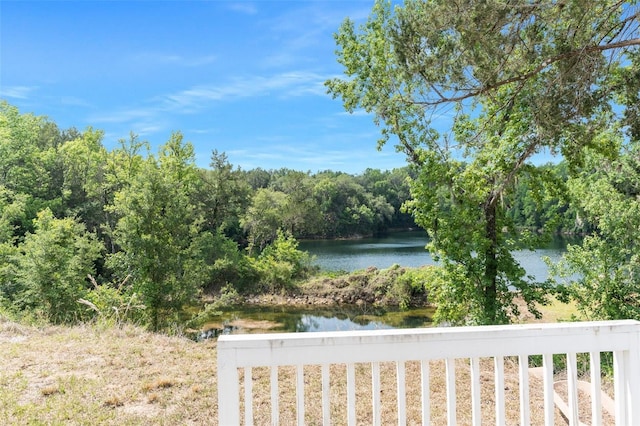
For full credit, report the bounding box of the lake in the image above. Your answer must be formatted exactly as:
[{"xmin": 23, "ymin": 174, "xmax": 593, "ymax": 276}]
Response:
[
  {"xmin": 299, "ymin": 230, "xmax": 572, "ymax": 281},
  {"xmin": 192, "ymin": 231, "xmax": 572, "ymax": 338}
]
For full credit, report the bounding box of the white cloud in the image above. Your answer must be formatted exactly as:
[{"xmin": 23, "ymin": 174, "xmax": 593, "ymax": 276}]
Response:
[
  {"xmin": 1, "ymin": 85, "xmax": 38, "ymax": 99},
  {"xmin": 159, "ymin": 71, "xmax": 330, "ymax": 112},
  {"xmin": 260, "ymin": 3, "xmax": 372, "ymax": 70},
  {"xmin": 339, "ymin": 109, "xmax": 371, "ymax": 117},
  {"xmin": 60, "ymin": 96, "xmax": 92, "ymax": 107},
  {"xmin": 82, "ymin": 70, "xmax": 333, "ymax": 148},
  {"xmin": 130, "ymin": 52, "xmax": 217, "ymax": 68},
  {"xmin": 88, "ymin": 107, "xmax": 155, "ymax": 124},
  {"xmin": 227, "ymin": 2, "xmax": 258, "ymax": 15}
]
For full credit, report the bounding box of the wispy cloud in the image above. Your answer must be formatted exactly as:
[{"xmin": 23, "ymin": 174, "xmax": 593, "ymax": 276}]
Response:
[
  {"xmin": 261, "ymin": 3, "xmax": 371, "ymax": 69},
  {"xmin": 227, "ymin": 140, "xmax": 403, "ymax": 174},
  {"xmin": 227, "ymin": 2, "xmax": 258, "ymax": 15},
  {"xmin": 160, "ymin": 71, "xmax": 330, "ymax": 112},
  {"xmin": 88, "ymin": 107, "xmax": 156, "ymax": 124},
  {"xmin": 1, "ymin": 85, "xmax": 38, "ymax": 99},
  {"xmin": 339, "ymin": 109, "xmax": 371, "ymax": 117},
  {"xmin": 60, "ymin": 96, "xmax": 92, "ymax": 107},
  {"xmin": 129, "ymin": 52, "xmax": 217, "ymax": 68},
  {"xmin": 83, "ymin": 70, "xmax": 330, "ymax": 142}
]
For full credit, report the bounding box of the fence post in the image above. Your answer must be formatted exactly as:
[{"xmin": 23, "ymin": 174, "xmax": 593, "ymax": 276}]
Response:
[
  {"xmin": 217, "ymin": 342, "xmax": 240, "ymax": 425},
  {"xmin": 627, "ymin": 326, "xmax": 640, "ymax": 425}
]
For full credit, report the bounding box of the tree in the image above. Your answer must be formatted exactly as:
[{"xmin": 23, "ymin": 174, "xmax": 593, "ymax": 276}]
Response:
[
  {"xmin": 326, "ymin": 0, "xmax": 639, "ymax": 324},
  {"xmin": 106, "ymin": 132, "xmax": 209, "ymax": 329},
  {"xmin": 14, "ymin": 209, "xmax": 103, "ymax": 323},
  {"xmin": 356, "ymin": 167, "xmax": 414, "ymax": 229},
  {"xmin": 58, "ymin": 127, "xmax": 108, "ymax": 234},
  {"xmin": 0, "ymin": 102, "xmax": 63, "ymax": 236},
  {"xmin": 270, "ymin": 170, "xmax": 322, "ymax": 237},
  {"xmin": 196, "ymin": 150, "xmax": 250, "ymax": 240},
  {"xmin": 102, "ymin": 133, "xmax": 149, "ymax": 255},
  {"xmin": 241, "ymin": 188, "xmax": 288, "ymax": 253},
  {"xmin": 551, "ymin": 140, "xmax": 640, "ymax": 320},
  {"xmin": 0, "ymin": 186, "xmax": 28, "ymax": 308},
  {"xmin": 251, "ymin": 230, "xmax": 314, "ymax": 292}
]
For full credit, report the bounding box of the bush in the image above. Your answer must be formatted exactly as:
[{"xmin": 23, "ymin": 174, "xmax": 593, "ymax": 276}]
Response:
[
  {"xmin": 387, "ymin": 266, "xmax": 434, "ymax": 309},
  {"xmin": 80, "ymin": 276, "xmax": 146, "ymax": 326},
  {"xmin": 14, "ymin": 209, "xmax": 103, "ymax": 324},
  {"xmin": 252, "ymin": 230, "xmax": 315, "ymax": 292}
]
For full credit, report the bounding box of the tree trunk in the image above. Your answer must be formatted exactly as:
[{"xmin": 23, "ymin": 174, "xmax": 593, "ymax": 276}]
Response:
[{"xmin": 483, "ymin": 196, "xmax": 499, "ymax": 324}]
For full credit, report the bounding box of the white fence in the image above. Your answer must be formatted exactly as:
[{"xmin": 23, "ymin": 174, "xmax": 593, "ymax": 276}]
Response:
[{"xmin": 217, "ymin": 320, "xmax": 640, "ymax": 425}]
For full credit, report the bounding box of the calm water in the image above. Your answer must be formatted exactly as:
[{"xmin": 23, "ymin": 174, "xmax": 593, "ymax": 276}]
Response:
[
  {"xmin": 299, "ymin": 230, "xmax": 572, "ymax": 281},
  {"xmin": 194, "ymin": 304, "xmax": 435, "ymax": 340},
  {"xmin": 193, "ymin": 231, "xmax": 572, "ymax": 338}
]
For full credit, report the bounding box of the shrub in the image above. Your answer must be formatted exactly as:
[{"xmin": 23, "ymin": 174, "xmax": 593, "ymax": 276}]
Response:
[
  {"xmin": 252, "ymin": 230, "xmax": 315, "ymax": 292},
  {"xmin": 14, "ymin": 209, "xmax": 103, "ymax": 324},
  {"xmin": 80, "ymin": 275, "xmax": 146, "ymax": 326}
]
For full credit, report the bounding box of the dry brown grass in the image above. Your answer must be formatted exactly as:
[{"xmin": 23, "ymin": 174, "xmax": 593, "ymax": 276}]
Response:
[
  {"xmin": 0, "ymin": 299, "xmax": 612, "ymax": 425},
  {"xmin": 242, "ymin": 358, "xmax": 613, "ymax": 425},
  {"xmin": 0, "ymin": 318, "xmax": 218, "ymax": 425}
]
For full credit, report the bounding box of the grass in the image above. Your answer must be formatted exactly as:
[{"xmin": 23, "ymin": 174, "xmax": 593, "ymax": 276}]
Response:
[
  {"xmin": 0, "ymin": 301, "xmax": 611, "ymax": 425},
  {"xmin": 0, "ymin": 318, "xmax": 217, "ymax": 425}
]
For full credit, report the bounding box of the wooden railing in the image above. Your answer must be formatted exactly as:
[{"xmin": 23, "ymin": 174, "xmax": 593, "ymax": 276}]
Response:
[{"xmin": 217, "ymin": 320, "xmax": 640, "ymax": 425}]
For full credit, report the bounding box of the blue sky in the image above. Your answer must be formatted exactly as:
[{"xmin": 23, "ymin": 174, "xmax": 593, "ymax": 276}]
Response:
[{"xmin": 0, "ymin": 0, "xmax": 412, "ymax": 174}]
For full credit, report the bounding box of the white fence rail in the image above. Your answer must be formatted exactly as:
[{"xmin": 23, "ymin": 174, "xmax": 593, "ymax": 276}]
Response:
[{"xmin": 217, "ymin": 320, "xmax": 640, "ymax": 425}]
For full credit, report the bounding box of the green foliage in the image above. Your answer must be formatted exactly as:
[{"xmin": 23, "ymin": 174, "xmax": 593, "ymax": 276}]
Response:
[
  {"xmin": 199, "ymin": 229, "xmax": 257, "ymax": 292},
  {"xmin": 13, "ymin": 209, "xmax": 103, "ymax": 323},
  {"xmin": 551, "ymin": 138, "xmax": 640, "ymax": 321},
  {"xmin": 105, "ymin": 133, "xmax": 209, "ymax": 329},
  {"xmin": 386, "ymin": 265, "xmax": 436, "ymax": 310},
  {"xmin": 0, "ymin": 102, "xmax": 68, "ymax": 237},
  {"xmin": 326, "ymin": 0, "xmax": 635, "ymax": 324},
  {"xmin": 58, "ymin": 127, "xmax": 108, "ymax": 233},
  {"xmin": 80, "ymin": 276, "xmax": 146, "ymax": 326},
  {"xmin": 251, "ymin": 231, "xmax": 315, "ymax": 292},
  {"xmin": 197, "ymin": 150, "xmax": 250, "ymax": 239},
  {"xmin": 241, "ymin": 188, "xmax": 288, "ymax": 253},
  {"xmin": 5, "ymin": 98, "xmax": 632, "ymax": 330},
  {"xmin": 0, "ymin": 185, "xmax": 28, "ymax": 244},
  {"xmin": 312, "ymin": 172, "xmax": 394, "ymax": 237}
]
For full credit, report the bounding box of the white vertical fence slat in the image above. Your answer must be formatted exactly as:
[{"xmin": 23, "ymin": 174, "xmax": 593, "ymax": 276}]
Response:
[
  {"xmin": 396, "ymin": 361, "xmax": 406, "ymax": 425},
  {"xmin": 218, "ymin": 356, "xmax": 240, "ymax": 425},
  {"xmin": 589, "ymin": 351, "xmax": 602, "ymax": 425},
  {"xmin": 626, "ymin": 329, "xmax": 640, "ymax": 425},
  {"xmin": 494, "ymin": 356, "xmax": 505, "ymax": 426},
  {"xmin": 217, "ymin": 320, "xmax": 640, "ymax": 425},
  {"xmin": 371, "ymin": 362, "xmax": 381, "ymax": 426},
  {"xmin": 347, "ymin": 363, "xmax": 356, "ymax": 426},
  {"xmin": 470, "ymin": 357, "xmax": 481, "ymax": 426},
  {"xmin": 420, "ymin": 360, "xmax": 430, "ymax": 425},
  {"xmin": 542, "ymin": 353, "xmax": 555, "ymax": 425},
  {"xmin": 613, "ymin": 350, "xmax": 627, "ymax": 426},
  {"xmin": 566, "ymin": 352, "xmax": 579, "ymax": 426},
  {"xmin": 244, "ymin": 367, "xmax": 253, "ymax": 426},
  {"xmin": 518, "ymin": 355, "xmax": 530, "ymax": 426},
  {"xmin": 270, "ymin": 366, "xmax": 278, "ymax": 425},
  {"xmin": 296, "ymin": 364, "xmax": 304, "ymax": 425},
  {"xmin": 446, "ymin": 357, "xmax": 456, "ymax": 426},
  {"xmin": 321, "ymin": 364, "xmax": 330, "ymax": 425}
]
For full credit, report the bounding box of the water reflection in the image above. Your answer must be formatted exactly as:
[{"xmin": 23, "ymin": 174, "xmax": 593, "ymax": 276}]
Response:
[{"xmin": 191, "ymin": 304, "xmax": 434, "ymax": 340}]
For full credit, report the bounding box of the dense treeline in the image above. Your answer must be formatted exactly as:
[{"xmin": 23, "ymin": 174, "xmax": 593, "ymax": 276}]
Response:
[
  {"xmin": 0, "ymin": 100, "xmax": 619, "ymax": 329},
  {"xmin": 0, "ymin": 101, "xmax": 426, "ymax": 328}
]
